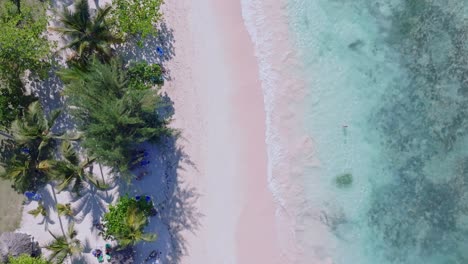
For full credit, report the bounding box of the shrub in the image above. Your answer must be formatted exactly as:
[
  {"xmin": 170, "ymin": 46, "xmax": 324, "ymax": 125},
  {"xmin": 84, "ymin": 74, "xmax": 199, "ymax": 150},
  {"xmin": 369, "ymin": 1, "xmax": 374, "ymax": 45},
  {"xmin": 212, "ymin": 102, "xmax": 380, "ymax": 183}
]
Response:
[
  {"xmin": 102, "ymin": 195, "xmax": 156, "ymax": 246},
  {"xmin": 127, "ymin": 62, "xmax": 164, "ymax": 89},
  {"xmin": 110, "ymin": 0, "xmax": 163, "ymax": 40},
  {"xmin": 8, "ymin": 254, "xmax": 50, "ymax": 264}
]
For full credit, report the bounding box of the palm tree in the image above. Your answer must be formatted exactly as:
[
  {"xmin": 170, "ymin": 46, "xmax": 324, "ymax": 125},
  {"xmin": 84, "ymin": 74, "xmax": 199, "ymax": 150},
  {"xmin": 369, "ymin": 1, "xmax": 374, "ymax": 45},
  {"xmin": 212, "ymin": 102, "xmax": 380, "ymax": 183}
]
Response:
[
  {"xmin": 59, "ymin": 58, "xmax": 172, "ymax": 175},
  {"xmin": 27, "ymin": 201, "xmax": 47, "ymax": 218},
  {"xmin": 39, "ymin": 141, "xmax": 107, "ymax": 194},
  {"xmin": 0, "ymin": 151, "xmax": 51, "ymax": 193},
  {"xmin": 115, "ymin": 206, "xmax": 156, "ymax": 247},
  {"xmin": 9, "ymin": 101, "xmax": 68, "ymax": 160},
  {"xmin": 51, "ymin": 0, "xmax": 120, "ymax": 60},
  {"xmin": 45, "ymin": 223, "xmax": 82, "ymax": 264},
  {"xmin": 56, "ymin": 203, "xmax": 73, "ymax": 217}
]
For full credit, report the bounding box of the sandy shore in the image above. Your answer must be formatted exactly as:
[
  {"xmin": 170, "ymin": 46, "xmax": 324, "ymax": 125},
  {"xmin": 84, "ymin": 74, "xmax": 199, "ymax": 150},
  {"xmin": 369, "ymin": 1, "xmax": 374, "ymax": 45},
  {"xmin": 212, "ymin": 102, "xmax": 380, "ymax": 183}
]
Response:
[
  {"xmin": 162, "ymin": 0, "xmax": 289, "ymax": 263},
  {"xmin": 13, "ymin": 0, "xmax": 299, "ymax": 263}
]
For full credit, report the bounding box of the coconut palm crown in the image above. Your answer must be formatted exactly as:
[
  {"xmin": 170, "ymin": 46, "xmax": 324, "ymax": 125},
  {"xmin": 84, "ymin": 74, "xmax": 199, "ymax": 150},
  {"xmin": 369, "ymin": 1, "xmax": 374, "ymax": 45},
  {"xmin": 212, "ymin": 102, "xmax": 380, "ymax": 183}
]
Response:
[
  {"xmin": 39, "ymin": 141, "xmax": 107, "ymax": 194},
  {"xmin": 51, "ymin": 0, "xmax": 120, "ymax": 60}
]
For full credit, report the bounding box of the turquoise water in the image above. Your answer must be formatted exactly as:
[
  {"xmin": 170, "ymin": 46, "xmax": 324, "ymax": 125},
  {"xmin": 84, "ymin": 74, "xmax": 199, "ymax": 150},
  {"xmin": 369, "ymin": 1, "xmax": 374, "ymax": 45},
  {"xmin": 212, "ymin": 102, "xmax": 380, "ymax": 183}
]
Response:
[{"xmin": 287, "ymin": 0, "xmax": 468, "ymax": 263}]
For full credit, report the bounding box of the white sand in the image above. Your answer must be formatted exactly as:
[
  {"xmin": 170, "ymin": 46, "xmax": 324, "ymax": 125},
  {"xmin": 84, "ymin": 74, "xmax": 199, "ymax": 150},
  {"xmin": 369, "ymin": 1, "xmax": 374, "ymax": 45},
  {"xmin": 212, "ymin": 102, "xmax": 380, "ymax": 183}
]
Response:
[{"xmin": 17, "ymin": 0, "xmax": 288, "ymax": 263}]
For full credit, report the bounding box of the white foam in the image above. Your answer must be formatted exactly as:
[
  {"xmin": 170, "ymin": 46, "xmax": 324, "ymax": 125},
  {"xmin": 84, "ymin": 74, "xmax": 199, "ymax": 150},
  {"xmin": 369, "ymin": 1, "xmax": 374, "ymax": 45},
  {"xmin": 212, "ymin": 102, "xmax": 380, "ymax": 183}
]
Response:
[{"xmin": 240, "ymin": 0, "xmax": 286, "ymax": 209}]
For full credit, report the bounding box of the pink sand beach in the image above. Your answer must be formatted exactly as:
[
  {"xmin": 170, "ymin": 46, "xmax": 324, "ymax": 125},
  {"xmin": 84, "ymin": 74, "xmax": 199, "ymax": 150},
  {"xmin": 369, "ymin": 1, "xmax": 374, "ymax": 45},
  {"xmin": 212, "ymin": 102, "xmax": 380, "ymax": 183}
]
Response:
[
  {"xmin": 163, "ymin": 0, "xmax": 303, "ymax": 263},
  {"xmin": 15, "ymin": 0, "xmax": 311, "ymax": 263}
]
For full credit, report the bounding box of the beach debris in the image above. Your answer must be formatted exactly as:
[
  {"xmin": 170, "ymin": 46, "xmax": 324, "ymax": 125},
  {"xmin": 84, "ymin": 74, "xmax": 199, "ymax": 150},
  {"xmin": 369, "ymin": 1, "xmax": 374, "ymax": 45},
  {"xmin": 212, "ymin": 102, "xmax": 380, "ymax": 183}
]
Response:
[
  {"xmin": 109, "ymin": 247, "xmax": 134, "ymax": 264},
  {"xmin": 135, "ymin": 171, "xmax": 148, "ymax": 181},
  {"xmin": 145, "ymin": 250, "xmax": 161, "ymax": 262},
  {"xmin": 0, "ymin": 232, "xmax": 41, "ymax": 263}
]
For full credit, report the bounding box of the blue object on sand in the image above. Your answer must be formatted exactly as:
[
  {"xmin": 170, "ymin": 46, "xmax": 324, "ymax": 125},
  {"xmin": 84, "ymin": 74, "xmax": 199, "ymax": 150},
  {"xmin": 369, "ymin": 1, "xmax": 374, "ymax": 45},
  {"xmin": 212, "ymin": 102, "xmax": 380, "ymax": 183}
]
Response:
[
  {"xmin": 24, "ymin": 191, "xmax": 36, "ymax": 200},
  {"xmin": 32, "ymin": 193, "xmax": 42, "ymax": 201},
  {"xmin": 140, "ymin": 160, "xmax": 150, "ymax": 166},
  {"xmin": 24, "ymin": 192, "xmax": 42, "ymax": 201},
  {"xmin": 135, "ymin": 196, "xmax": 141, "ymax": 201},
  {"xmin": 156, "ymin": 47, "xmax": 164, "ymax": 56}
]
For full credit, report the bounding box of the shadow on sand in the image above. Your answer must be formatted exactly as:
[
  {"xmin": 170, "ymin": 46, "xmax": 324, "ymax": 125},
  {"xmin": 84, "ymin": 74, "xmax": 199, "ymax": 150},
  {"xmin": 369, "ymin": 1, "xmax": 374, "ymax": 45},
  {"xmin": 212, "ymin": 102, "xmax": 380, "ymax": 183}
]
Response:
[
  {"xmin": 116, "ymin": 21, "xmax": 175, "ymax": 81},
  {"xmin": 130, "ymin": 134, "xmax": 202, "ymax": 263}
]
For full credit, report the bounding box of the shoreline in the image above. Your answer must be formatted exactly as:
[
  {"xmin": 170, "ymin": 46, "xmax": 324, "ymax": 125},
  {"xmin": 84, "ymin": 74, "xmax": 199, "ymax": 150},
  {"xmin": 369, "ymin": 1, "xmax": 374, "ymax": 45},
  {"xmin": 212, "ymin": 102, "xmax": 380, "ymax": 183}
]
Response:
[
  {"xmin": 210, "ymin": 0, "xmax": 285, "ymax": 263},
  {"xmin": 162, "ymin": 0, "xmax": 291, "ymax": 262},
  {"xmin": 8, "ymin": 0, "xmax": 307, "ymax": 263}
]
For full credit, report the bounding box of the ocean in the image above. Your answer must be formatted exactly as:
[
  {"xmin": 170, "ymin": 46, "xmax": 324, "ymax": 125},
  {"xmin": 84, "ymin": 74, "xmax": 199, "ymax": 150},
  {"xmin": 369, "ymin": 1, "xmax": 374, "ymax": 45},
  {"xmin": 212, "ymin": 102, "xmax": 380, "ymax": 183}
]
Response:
[{"xmin": 244, "ymin": 0, "xmax": 468, "ymax": 263}]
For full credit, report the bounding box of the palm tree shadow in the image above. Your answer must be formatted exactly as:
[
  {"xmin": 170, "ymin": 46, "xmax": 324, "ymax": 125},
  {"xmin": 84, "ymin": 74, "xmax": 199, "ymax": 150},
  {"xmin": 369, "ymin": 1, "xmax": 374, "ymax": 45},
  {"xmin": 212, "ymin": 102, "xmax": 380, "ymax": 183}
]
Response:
[
  {"xmin": 71, "ymin": 182, "xmax": 117, "ymax": 224},
  {"xmin": 28, "ymin": 61, "xmax": 77, "ymax": 134},
  {"xmin": 132, "ymin": 135, "xmax": 202, "ymax": 263},
  {"xmin": 35, "ymin": 189, "xmax": 57, "ymax": 228}
]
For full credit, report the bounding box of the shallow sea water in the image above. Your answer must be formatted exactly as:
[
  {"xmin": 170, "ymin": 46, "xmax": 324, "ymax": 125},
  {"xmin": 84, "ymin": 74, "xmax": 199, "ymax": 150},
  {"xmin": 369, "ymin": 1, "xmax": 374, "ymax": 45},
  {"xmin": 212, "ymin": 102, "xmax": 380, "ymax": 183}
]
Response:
[{"xmin": 286, "ymin": 0, "xmax": 468, "ymax": 263}]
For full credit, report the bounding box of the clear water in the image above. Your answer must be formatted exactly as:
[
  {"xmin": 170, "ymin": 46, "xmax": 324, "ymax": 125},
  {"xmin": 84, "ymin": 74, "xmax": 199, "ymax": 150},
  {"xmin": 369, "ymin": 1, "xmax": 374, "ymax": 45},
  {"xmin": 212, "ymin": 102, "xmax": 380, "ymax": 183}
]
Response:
[{"xmin": 286, "ymin": 0, "xmax": 468, "ymax": 263}]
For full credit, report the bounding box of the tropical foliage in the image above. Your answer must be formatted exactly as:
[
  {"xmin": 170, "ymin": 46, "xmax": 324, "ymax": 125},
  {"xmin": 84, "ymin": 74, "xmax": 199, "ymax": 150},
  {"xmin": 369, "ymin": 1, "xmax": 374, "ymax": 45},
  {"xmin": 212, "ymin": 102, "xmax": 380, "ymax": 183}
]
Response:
[
  {"xmin": 0, "ymin": 102, "xmax": 65, "ymax": 192},
  {"xmin": 52, "ymin": 0, "xmax": 120, "ymax": 61},
  {"xmin": 56, "ymin": 203, "xmax": 73, "ymax": 217},
  {"xmin": 45, "ymin": 223, "xmax": 82, "ymax": 264},
  {"xmin": 127, "ymin": 61, "xmax": 165, "ymax": 89},
  {"xmin": 27, "ymin": 202, "xmax": 47, "ymax": 218},
  {"xmin": 0, "ymin": 0, "xmax": 50, "ymax": 83},
  {"xmin": 59, "ymin": 58, "xmax": 172, "ymax": 173},
  {"xmin": 110, "ymin": 0, "xmax": 163, "ymax": 40},
  {"xmin": 39, "ymin": 141, "xmax": 106, "ymax": 194},
  {"xmin": 9, "ymin": 101, "xmax": 64, "ymax": 159},
  {"xmin": 0, "ymin": 86, "xmax": 36, "ymax": 130},
  {"xmin": 0, "ymin": 155, "xmax": 40, "ymax": 193},
  {"xmin": 8, "ymin": 254, "xmax": 50, "ymax": 264},
  {"xmin": 102, "ymin": 195, "xmax": 156, "ymax": 247},
  {"xmin": 0, "ymin": 0, "xmax": 49, "ymax": 129}
]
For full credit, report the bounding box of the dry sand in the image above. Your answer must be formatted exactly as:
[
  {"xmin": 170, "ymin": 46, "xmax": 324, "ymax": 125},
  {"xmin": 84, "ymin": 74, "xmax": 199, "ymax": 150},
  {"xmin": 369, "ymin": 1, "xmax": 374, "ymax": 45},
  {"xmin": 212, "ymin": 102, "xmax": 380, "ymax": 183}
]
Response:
[{"xmin": 14, "ymin": 0, "xmax": 296, "ymax": 263}]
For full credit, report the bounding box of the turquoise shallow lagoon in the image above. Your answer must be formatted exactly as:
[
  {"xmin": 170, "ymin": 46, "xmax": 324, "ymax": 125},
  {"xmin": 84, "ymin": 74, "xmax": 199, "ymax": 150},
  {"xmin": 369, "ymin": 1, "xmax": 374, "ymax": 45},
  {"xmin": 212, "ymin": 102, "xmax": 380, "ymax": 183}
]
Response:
[{"xmin": 286, "ymin": 1, "xmax": 468, "ymax": 263}]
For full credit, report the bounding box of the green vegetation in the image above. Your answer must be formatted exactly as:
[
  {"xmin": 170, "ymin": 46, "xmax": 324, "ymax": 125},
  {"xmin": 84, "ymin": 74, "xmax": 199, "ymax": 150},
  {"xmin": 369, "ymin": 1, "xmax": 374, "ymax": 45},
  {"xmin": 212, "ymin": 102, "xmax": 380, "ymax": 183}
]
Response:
[
  {"xmin": 39, "ymin": 141, "xmax": 107, "ymax": 194},
  {"xmin": 52, "ymin": 0, "xmax": 120, "ymax": 61},
  {"xmin": 45, "ymin": 223, "xmax": 82, "ymax": 264},
  {"xmin": 10, "ymin": 102, "xmax": 64, "ymax": 159},
  {"xmin": 0, "ymin": 0, "xmax": 50, "ymax": 129},
  {"xmin": 59, "ymin": 58, "xmax": 172, "ymax": 174},
  {"xmin": 27, "ymin": 202, "xmax": 47, "ymax": 218},
  {"xmin": 0, "ymin": 0, "xmax": 172, "ymax": 254},
  {"xmin": 102, "ymin": 195, "xmax": 156, "ymax": 247},
  {"xmin": 0, "ymin": 0, "xmax": 50, "ymax": 82},
  {"xmin": 335, "ymin": 173, "xmax": 353, "ymax": 188},
  {"xmin": 56, "ymin": 203, "xmax": 73, "ymax": 217},
  {"xmin": 127, "ymin": 61, "xmax": 165, "ymax": 89},
  {"xmin": 110, "ymin": 0, "xmax": 163, "ymax": 40},
  {"xmin": 8, "ymin": 254, "xmax": 50, "ymax": 264},
  {"xmin": 0, "ymin": 102, "xmax": 71, "ymax": 193}
]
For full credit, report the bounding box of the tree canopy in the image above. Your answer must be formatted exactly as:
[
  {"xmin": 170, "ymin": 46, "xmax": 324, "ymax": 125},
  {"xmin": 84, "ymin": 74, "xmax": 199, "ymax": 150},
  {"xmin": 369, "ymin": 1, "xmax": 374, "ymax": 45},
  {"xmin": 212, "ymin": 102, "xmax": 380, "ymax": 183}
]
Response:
[
  {"xmin": 102, "ymin": 195, "xmax": 156, "ymax": 247},
  {"xmin": 0, "ymin": 0, "xmax": 50, "ymax": 82},
  {"xmin": 52, "ymin": 0, "xmax": 120, "ymax": 61},
  {"xmin": 59, "ymin": 58, "xmax": 172, "ymax": 174},
  {"xmin": 0, "ymin": 1, "xmax": 49, "ymax": 129}
]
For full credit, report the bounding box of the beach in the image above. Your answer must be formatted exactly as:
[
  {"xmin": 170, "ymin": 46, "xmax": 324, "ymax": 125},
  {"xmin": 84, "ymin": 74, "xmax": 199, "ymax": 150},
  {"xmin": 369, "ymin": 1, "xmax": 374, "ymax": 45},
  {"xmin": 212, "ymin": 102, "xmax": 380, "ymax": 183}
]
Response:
[
  {"xmin": 161, "ymin": 0, "xmax": 290, "ymax": 262},
  {"xmin": 9, "ymin": 0, "xmax": 298, "ymax": 263}
]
